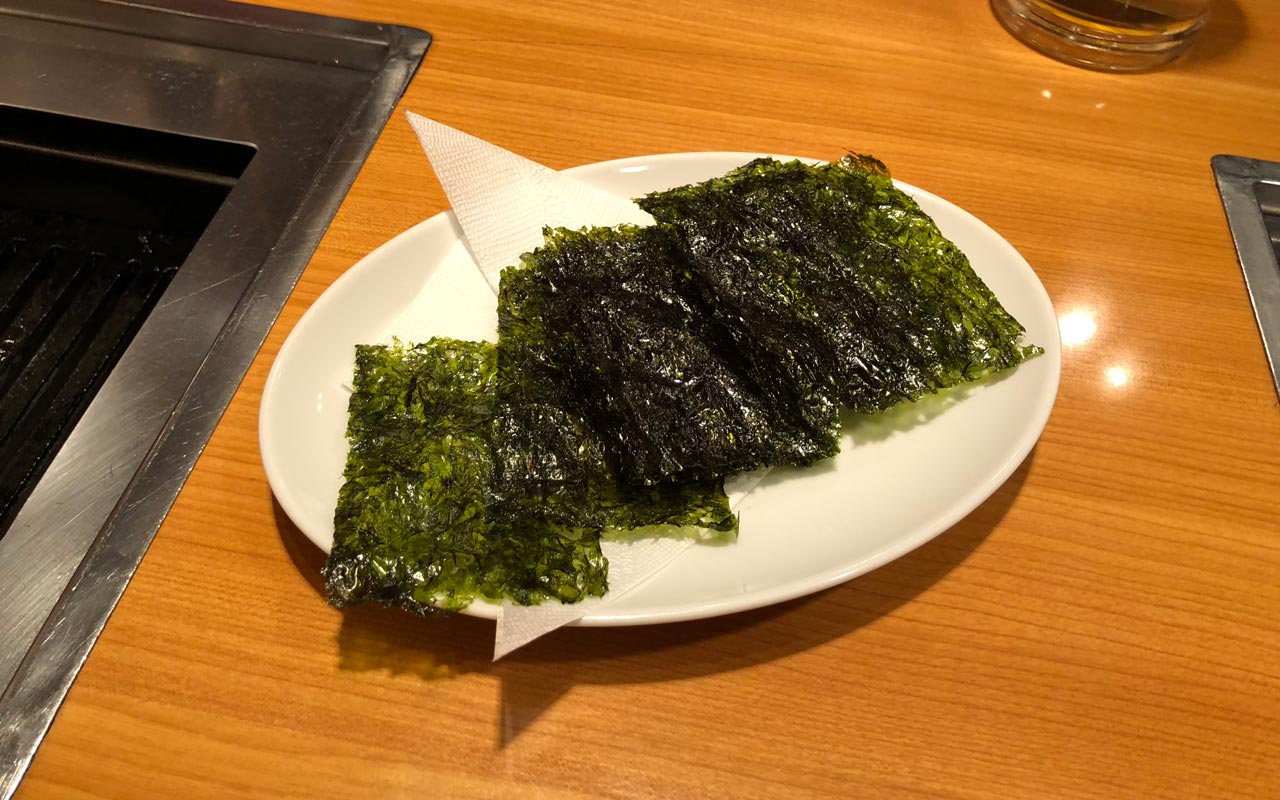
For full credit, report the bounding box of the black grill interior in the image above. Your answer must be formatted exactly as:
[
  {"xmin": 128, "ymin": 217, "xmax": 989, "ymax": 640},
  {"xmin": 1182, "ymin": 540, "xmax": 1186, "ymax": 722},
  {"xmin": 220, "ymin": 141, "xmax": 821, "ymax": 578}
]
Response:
[
  {"xmin": 1254, "ymin": 181, "xmax": 1280, "ymax": 264},
  {"xmin": 0, "ymin": 106, "xmax": 254, "ymax": 538}
]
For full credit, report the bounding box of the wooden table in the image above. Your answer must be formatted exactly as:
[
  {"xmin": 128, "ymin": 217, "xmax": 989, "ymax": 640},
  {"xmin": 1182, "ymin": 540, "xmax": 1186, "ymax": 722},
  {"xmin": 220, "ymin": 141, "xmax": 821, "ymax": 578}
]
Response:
[{"xmin": 20, "ymin": 1, "xmax": 1280, "ymax": 797}]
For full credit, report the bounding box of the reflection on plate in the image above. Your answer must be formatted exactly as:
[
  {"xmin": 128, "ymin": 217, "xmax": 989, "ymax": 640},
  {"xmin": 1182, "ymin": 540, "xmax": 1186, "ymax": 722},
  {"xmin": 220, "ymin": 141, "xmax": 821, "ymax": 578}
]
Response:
[{"xmin": 259, "ymin": 152, "xmax": 1061, "ymax": 626}]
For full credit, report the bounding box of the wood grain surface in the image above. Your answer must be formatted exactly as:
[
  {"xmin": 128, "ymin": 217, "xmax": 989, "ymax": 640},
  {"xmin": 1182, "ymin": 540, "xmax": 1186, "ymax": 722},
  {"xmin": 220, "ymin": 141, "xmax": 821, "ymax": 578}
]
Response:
[{"xmin": 18, "ymin": 1, "xmax": 1280, "ymax": 797}]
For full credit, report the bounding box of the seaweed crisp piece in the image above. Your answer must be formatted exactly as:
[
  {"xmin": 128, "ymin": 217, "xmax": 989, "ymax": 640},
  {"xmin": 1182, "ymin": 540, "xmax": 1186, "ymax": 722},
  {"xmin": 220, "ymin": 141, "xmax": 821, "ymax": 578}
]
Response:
[
  {"xmin": 639, "ymin": 155, "xmax": 1041, "ymax": 413},
  {"xmin": 489, "ymin": 375, "xmax": 739, "ymax": 539},
  {"xmin": 324, "ymin": 338, "xmax": 736, "ymax": 615},
  {"xmin": 488, "ymin": 322, "xmax": 739, "ymax": 538},
  {"xmin": 497, "ymin": 224, "xmax": 840, "ymax": 486},
  {"xmin": 325, "ymin": 339, "xmax": 609, "ymax": 613}
]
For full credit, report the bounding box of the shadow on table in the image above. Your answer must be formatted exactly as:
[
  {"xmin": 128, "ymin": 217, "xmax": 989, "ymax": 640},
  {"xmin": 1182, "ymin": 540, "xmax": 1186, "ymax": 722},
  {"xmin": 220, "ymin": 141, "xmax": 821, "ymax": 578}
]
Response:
[{"xmin": 276, "ymin": 450, "xmax": 1035, "ymax": 746}]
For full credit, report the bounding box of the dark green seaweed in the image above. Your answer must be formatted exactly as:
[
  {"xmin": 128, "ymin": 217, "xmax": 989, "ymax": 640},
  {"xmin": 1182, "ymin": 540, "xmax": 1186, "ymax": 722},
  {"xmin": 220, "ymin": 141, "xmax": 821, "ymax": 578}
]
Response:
[
  {"xmin": 324, "ymin": 339, "xmax": 735, "ymax": 615},
  {"xmin": 639, "ymin": 155, "xmax": 1042, "ymax": 414},
  {"xmin": 497, "ymin": 224, "xmax": 839, "ymax": 486},
  {"xmin": 497, "ymin": 156, "xmax": 1039, "ymax": 486},
  {"xmin": 325, "ymin": 340, "xmax": 608, "ymax": 613}
]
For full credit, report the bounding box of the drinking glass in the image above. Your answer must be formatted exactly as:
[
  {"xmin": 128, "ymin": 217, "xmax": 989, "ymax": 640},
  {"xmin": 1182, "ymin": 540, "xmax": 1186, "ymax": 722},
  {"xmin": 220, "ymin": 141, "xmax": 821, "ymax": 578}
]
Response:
[{"xmin": 991, "ymin": 0, "xmax": 1212, "ymax": 71}]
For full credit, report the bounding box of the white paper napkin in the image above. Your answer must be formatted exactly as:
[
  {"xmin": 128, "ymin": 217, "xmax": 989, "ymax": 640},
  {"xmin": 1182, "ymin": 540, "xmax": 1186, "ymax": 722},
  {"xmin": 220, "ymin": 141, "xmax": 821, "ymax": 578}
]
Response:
[
  {"xmin": 404, "ymin": 112, "xmax": 654, "ymax": 292},
  {"xmin": 391, "ymin": 113, "xmax": 764, "ymax": 659}
]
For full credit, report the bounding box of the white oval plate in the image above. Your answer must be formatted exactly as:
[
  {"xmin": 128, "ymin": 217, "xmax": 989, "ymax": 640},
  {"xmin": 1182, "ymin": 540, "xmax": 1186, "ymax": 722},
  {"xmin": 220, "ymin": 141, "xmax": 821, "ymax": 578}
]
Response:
[{"xmin": 260, "ymin": 152, "xmax": 1061, "ymax": 626}]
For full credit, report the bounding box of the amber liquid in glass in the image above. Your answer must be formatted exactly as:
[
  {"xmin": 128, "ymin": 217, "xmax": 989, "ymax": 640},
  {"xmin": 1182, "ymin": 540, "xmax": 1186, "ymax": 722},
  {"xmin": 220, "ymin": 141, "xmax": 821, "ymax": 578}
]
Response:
[
  {"xmin": 1042, "ymin": 0, "xmax": 1205, "ymax": 35},
  {"xmin": 991, "ymin": 0, "xmax": 1210, "ymax": 71}
]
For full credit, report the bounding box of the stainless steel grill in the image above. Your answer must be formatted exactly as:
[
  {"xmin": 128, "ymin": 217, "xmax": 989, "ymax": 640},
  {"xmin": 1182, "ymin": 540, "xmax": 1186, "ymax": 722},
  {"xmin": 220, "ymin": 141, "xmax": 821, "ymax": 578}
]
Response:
[
  {"xmin": 1214, "ymin": 155, "xmax": 1280, "ymax": 400},
  {"xmin": 1255, "ymin": 181, "xmax": 1280, "ymax": 264},
  {"xmin": 0, "ymin": 211, "xmax": 183, "ymax": 532},
  {"xmin": 0, "ymin": 2, "xmax": 430, "ymax": 794},
  {"xmin": 0, "ymin": 106, "xmax": 252, "ymax": 537}
]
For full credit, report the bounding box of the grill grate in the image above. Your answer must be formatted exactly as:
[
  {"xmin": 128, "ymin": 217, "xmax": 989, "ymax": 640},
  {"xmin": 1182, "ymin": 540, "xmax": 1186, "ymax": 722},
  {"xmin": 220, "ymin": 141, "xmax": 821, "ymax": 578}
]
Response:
[
  {"xmin": 0, "ymin": 207, "xmax": 190, "ymax": 535},
  {"xmin": 0, "ymin": 105, "xmax": 249, "ymax": 541},
  {"xmin": 1255, "ymin": 181, "xmax": 1280, "ymax": 265}
]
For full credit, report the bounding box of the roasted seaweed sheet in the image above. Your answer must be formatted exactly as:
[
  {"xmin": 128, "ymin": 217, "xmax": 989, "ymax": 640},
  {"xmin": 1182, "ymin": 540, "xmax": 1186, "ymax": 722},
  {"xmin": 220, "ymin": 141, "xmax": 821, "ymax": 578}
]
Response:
[
  {"xmin": 324, "ymin": 339, "xmax": 735, "ymax": 615},
  {"xmin": 639, "ymin": 155, "xmax": 1041, "ymax": 415},
  {"xmin": 497, "ymin": 224, "xmax": 839, "ymax": 487}
]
